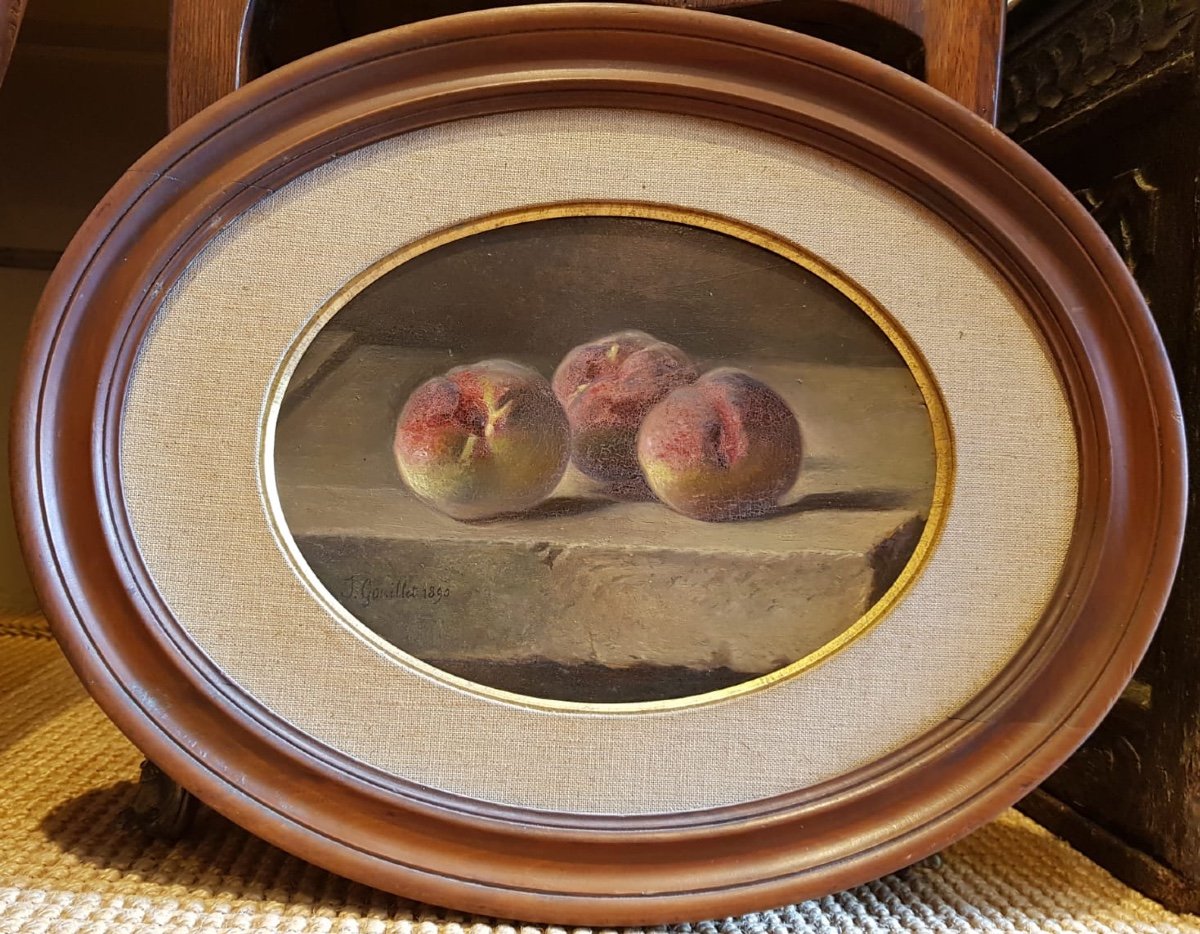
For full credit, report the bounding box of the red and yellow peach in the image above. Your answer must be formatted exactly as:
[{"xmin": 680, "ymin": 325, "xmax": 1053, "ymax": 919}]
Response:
[
  {"xmin": 393, "ymin": 360, "xmax": 569, "ymax": 521},
  {"xmin": 636, "ymin": 368, "xmax": 802, "ymax": 521}
]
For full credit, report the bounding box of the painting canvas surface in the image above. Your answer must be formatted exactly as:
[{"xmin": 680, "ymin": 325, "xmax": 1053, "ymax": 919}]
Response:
[{"xmin": 273, "ymin": 212, "xmax": 940, "ymax": 704}]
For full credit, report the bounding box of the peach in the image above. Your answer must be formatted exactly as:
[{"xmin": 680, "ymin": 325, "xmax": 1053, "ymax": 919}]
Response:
[
  {"xmin": 552, "ymin": 330, "xmax": 697, "ymax": 484},
  {"xmin": 394, "ymin": 360, "xmax": 569, "ymax": 521},
  {"xmin": 636, "ymin": 368, "xmax": 802, "ymax": 521}
]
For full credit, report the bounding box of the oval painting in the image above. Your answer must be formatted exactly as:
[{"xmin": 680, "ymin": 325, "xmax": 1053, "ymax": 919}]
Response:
[{"xmin": 270, "ymin": 206, "xmax": 947, "ymax": 706}]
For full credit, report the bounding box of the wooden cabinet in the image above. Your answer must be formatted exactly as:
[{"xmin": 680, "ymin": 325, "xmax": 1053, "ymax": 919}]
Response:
[{"xmin": 1003, "ymin": 0, "xmax": 1200, "ymax": 913}]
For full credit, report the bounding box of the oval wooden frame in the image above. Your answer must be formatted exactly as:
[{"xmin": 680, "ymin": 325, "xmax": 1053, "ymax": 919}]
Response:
[{"xmin": 11, "ymin": 4, "xmax": 1187, "ymax": 925}]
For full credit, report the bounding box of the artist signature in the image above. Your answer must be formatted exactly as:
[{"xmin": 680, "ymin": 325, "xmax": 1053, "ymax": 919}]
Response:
[{"xmin": 340, "ymin": 575, "xmax": 450, "ymax": 608}]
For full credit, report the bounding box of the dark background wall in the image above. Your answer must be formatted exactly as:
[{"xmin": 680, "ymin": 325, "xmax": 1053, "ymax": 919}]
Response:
[
  {"xmin": 0, "ymin": 0, "xmax": 167, "ymax": 611},
  {"xmin": 334, "ymin": 215, "xmax": 910, "ymax": 367}
]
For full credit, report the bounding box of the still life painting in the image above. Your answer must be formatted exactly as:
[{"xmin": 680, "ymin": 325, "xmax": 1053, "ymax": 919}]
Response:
[{"xmin": 272, "ymin": 205, "xmax": 946, "ymax": 705}]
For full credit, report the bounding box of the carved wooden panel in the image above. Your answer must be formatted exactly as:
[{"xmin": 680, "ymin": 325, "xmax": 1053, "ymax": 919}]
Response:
[
  {"xmin": 1006, "ymin": 1, "xmax": 1200, "ymax": 910},
  {"xmin": 1001, "ymin": 0, "xmax": 1196, "ymax": 140},
  {"xmin": 1075, "ymin": 169, "xmax": 1161, "ymax": 274}
]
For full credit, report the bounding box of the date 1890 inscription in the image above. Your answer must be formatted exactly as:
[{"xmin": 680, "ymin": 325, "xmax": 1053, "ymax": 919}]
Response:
[{"xmin": 341, "ymin": 575, "xmax": 451, "ymax": 608}]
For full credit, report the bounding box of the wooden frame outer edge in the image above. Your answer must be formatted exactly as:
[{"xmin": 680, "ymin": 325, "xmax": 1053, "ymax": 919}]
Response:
[
  {"xmin": 165, "ymin": 0, "xmax": 1004, "ymax": 126},
  {"xmin": 10, "ymin": 5, "xmax": 1187, "ymax": 925}
]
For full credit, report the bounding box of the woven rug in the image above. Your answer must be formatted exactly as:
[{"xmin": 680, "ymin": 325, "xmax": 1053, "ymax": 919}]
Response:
[{"xmin": 1, "ymin": 626, "xmax": 1197, "ymax": 934}]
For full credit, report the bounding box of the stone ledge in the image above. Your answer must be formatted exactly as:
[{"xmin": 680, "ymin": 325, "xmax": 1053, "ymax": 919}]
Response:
[{"xmin": 294, "ymin": 506, "xmax": 923, "ymax": 677}]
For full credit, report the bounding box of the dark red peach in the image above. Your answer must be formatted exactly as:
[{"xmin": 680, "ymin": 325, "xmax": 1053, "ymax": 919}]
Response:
[{"xmin": 552, "ymin": 330, "xmax": 697, "ymax": 484}]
